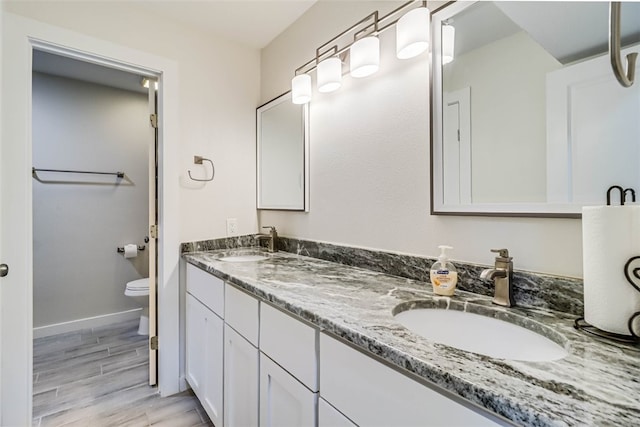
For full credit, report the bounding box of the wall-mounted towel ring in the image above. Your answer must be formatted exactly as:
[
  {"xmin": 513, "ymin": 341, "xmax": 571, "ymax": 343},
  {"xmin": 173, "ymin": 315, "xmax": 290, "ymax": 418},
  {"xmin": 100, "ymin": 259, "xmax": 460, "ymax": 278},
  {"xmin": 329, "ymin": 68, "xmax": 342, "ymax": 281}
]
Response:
[{"xmin": 188, "ymin": 156, "xmax": 215, "ymax": 182}]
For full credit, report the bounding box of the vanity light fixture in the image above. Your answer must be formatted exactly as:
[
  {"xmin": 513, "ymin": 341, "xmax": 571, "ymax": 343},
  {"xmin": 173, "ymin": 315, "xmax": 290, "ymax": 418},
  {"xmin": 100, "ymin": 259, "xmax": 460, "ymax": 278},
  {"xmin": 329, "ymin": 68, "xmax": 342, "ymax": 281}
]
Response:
[
  {"xmin": 396, "ymin": 6, "xmax": 430, "ymax": 59},
  {"xmin": 317, "ymin": 57, "xmax": 342, "ymax": 93},
  {"xmin": 442, "ymin": 24, "xmax": 456, "ymax": 65},
  {"xmin": 350, "ymin": 36, "xmax": 380, "ymax": 78},
  {"xmin": 292, "ymin": 74, "xmax": 312, "ymax": 104},
  {"xmin": 289, "ymin": 0, "xmax": 429, "ymax": 104}
]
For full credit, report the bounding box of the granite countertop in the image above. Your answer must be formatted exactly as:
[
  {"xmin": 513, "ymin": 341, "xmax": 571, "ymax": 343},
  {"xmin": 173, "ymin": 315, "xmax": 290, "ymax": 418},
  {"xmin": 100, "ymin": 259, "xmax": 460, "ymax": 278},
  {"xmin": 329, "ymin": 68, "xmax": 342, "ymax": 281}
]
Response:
[{"xmin": 183, "ymin": 248, "xmax": 640, "ymax": 427}]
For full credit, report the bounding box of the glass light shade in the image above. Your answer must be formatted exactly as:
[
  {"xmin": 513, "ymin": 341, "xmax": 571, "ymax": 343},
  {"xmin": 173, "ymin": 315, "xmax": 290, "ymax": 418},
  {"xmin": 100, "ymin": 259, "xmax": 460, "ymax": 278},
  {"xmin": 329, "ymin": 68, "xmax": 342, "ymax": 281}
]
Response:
[
  {"xmin": 442, "ymin": 25, "xmax": 455, "ymax": 65},
  {"xmin": 291, "ymin": 74, "xmax": 312, "ymax": 104},
  {"xmin": 317, "ymin": 57, "xmax": 342, "ymax": 93},
  {"xmin": 396, "ymin": 7, "xmax": 430, "ymax": 59},
  {"xmin": 350, "ymin": 36, "xmax": 380, "ymax": 78}
]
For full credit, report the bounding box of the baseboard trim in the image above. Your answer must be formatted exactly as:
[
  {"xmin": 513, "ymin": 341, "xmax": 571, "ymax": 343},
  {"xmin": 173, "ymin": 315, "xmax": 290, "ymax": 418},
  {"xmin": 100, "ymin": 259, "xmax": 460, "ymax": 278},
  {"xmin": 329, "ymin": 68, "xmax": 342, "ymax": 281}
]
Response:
[{"xmin": 33, "ymin": 308, "xmax": 143, "ymax": 338}]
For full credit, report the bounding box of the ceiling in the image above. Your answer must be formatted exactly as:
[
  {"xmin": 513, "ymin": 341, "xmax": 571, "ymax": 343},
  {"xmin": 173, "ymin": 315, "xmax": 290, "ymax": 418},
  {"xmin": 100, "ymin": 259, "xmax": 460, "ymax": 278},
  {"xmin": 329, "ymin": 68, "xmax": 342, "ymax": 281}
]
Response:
[
  {"xmin": 454, "ymin": 1, "xmax": 640, "ymax": 65},
  {"xmin": 32, "ymin": 0, "xmax": 319, "ymax": 92},
  {"xmin": 145, "ymin": 0, "xmax": 317, "ymax": 49}
]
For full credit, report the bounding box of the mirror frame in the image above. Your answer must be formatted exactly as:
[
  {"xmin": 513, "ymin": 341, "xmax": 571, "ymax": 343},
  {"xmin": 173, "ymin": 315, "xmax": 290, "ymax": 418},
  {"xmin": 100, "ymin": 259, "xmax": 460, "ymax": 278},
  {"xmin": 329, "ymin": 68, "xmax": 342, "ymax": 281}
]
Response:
[
  {"xmin": 430, "ymin": 1, "xmax": 580, "ymax": 219},
  {"xmin": 256, "ymin": 91, "xmax": 310, "ymax": 212}
]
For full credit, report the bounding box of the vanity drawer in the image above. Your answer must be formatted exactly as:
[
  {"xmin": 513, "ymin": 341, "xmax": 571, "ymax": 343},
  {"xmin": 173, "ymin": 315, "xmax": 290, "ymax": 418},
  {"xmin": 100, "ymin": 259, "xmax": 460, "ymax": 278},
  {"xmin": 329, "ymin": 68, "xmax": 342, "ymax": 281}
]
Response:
[
  {"xmin": 186, "ymin": 263, "xmax": 224, "ymax": 317},
  {"xmin": 260, "ymin": 303, "xmax": 318, "ymax": 391},
  {"xmin": 320, "ymin": 333, "xmax": 502, "ymax": 426},
  {"xmin": 225, "ymin": 283, "xmax": 259, "ymax": 346}
]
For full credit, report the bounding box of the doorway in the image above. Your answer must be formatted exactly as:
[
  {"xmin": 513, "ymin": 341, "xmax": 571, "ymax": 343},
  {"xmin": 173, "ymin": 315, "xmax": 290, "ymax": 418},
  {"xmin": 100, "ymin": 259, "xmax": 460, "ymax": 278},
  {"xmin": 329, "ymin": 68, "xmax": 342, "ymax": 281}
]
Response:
[
  {"xmin": 1, "ymin": 17, "xmax": 183, "ymax": 424},
  {"xmin": 30, "ymin": 49, "xmax": 159, "ymax": 421}
]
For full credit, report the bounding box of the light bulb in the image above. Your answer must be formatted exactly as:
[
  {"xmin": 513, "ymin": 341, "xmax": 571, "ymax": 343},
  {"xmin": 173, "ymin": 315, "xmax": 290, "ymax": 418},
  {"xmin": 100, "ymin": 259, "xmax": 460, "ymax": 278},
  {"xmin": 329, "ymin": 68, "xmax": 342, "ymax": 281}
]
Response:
[
  {"xmin": 350, "ymin": 36, "xmax": 380, "ymax": 78},
  {"xmin": 396, "ymin": 7, "xmax": 430, "ymax": 59},
  {"xmin": 442, "ymin": 25, "xmax": 455, "ymax": 65},
  {"xmin": 291, "ymin": 74, "xmax": 312, "ymax": 104},
  {"xmin": 317, "ymin": 57, "xmax": 342, "ymax": 93}
]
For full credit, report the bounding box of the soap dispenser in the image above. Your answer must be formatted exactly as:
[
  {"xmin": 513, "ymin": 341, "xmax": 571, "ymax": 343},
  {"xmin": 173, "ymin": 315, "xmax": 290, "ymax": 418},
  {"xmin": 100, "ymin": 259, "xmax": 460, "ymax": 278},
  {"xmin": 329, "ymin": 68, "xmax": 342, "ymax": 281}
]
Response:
[{"xmin": 430, "ymin": 245, "xmax": 458, "ymax": 296}]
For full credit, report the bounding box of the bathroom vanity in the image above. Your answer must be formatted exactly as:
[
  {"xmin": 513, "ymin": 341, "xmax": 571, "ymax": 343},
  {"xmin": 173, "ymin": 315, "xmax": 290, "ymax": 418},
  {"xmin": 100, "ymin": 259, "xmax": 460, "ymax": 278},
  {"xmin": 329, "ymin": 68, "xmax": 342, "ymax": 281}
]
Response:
[{"xmin": 183, "ymin": 246, "xmax": 640, "ymax": 426}]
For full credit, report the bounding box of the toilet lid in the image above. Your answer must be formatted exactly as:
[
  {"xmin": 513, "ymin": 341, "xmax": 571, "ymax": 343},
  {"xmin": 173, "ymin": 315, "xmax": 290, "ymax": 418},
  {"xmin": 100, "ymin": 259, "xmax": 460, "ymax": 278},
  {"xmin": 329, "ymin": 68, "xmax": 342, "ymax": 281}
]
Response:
[{"xmin": 126, "ymin": 278, "xmax": 149, "ymax": 290}]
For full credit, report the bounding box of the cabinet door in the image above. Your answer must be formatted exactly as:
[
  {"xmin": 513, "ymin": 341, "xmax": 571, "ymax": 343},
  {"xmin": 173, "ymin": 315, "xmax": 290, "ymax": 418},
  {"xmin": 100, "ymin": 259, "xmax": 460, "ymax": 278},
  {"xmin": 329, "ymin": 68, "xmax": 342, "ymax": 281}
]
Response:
[
  {"xmin": 224, "ymin": 325, "xmax": 259, "ymax": 427},
  {"xmin": 186, "ymin": 293, "xmax": 224, "ymax": 427},
  {"xmin": 186, "ymin": 293, "xmax": 206, "ymax": 395},
  {"xmin": 260, "ymin": 353, "xmax": 316, "ymax": 427},
  {"xmin": 318, "ymin": 398, "xmax": 356, "ymax": 427}
]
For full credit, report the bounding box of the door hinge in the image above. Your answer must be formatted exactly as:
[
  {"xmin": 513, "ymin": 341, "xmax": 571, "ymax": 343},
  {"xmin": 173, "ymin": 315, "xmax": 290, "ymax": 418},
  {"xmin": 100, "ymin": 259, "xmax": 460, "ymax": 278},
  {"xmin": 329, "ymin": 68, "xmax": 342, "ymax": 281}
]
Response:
[
  {"xmin": 150, "ymin": 114, "xmax": 158, "ymax": 129},
  {"xmin": 150, "ymin": 335, "xmax": 158, "ymax": 350},
  {"xmin": 150, "ymin": 224, "xmax": 158, "ymax": 239}
]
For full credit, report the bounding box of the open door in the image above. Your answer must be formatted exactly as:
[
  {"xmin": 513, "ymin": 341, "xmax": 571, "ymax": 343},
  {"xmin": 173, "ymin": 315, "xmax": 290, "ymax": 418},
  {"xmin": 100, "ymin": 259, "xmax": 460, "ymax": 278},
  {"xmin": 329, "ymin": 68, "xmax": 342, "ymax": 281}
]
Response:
[{"xmin": 148, "ymin": 79, "xmax": 158, "ymax": 386}]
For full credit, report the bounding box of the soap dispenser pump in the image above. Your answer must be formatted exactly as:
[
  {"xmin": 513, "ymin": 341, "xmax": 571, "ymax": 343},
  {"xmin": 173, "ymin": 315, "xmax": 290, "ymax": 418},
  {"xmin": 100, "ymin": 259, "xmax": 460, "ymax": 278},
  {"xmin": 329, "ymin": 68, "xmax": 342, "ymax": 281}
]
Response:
[{"xmin": 430, "ymin": 245, "xmax": 458, "ymax": 296}]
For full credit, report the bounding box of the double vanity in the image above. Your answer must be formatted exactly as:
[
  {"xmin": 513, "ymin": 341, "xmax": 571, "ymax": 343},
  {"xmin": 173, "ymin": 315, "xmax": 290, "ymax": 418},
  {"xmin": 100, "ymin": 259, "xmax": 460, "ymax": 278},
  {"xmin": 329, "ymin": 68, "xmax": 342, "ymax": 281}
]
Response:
[{"xmin": 182, "ymin": 241, "xmax": 640, "ymax": 427}]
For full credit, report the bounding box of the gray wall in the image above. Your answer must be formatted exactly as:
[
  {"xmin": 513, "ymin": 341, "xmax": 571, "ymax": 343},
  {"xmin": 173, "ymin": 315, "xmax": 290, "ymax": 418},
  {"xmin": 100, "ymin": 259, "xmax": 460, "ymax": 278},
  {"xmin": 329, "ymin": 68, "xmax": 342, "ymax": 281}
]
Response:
[{"xmin": 32, "ymin": 72, "xmax": 149, "ymax": 328}]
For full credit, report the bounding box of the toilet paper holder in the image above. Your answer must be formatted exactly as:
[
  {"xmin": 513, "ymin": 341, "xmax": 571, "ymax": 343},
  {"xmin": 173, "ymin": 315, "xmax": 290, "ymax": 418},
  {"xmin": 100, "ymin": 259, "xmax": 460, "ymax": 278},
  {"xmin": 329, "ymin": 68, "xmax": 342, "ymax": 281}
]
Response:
[{"xmin": 117, "ymin": 244, "xmax": 146, "ymax": 254}]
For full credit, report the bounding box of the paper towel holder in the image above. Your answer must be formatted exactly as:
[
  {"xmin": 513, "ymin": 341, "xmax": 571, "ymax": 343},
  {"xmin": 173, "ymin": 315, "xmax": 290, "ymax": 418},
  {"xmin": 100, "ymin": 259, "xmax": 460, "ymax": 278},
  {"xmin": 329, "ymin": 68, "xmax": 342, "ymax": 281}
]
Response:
[
  {"xmin": 117, "ymin": 245, "xmax": 146, "ymax": 254},
  {"xmin": 606, "ymin": 185, "xmax": 636, "ymax": 206},
  {"xmin": 574, "ymin": 255, "xmax": 640, "ymax": 344}
]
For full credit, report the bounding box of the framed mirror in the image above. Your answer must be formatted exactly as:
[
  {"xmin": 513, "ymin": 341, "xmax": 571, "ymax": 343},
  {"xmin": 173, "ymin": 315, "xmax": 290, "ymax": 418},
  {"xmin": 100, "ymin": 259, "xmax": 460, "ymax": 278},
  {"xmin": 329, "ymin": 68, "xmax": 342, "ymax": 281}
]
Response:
[
  {"xmin": 431, "ymin": 1, "xmax": 640, "ymax": 217},
  {"xmin": 257, "ymin": 92, "xmax": 309, "ymax": 211}
]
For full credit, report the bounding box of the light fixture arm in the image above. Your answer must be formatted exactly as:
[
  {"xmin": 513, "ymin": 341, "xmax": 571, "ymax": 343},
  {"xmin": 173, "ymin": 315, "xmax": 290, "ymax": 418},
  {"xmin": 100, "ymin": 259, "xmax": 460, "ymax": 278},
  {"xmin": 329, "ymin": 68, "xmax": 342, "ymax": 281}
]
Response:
[{"xmin": 609, "ymin": 2, "xmax": 637, "ymax": 88}]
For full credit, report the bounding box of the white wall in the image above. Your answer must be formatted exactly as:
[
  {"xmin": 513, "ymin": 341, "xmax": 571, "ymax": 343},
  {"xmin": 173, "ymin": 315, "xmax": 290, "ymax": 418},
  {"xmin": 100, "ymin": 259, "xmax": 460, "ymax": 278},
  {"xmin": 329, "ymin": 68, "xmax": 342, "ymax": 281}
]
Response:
[
  {"xmin": 444, "ymin": 31, "xmax": 561, "ymax": 203},
  {"xmin": 4, "ymin": 1, "xmax": 260, "ymax": 243},
  {"xmin": 32, "ymin": 72, "xmax": 148, "ymax": 328},
  {"xmin": 259, "ymin": 0, "xmax": 583, "ymax": 278}
]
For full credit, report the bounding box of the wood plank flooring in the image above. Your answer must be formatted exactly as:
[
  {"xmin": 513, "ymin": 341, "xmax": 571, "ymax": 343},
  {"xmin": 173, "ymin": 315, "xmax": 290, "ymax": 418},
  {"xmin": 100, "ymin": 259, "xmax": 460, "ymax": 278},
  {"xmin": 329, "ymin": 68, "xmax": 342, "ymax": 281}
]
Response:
[{"xmin": 33, "ymin": 319, "xmax": 214, "ymax": 427}]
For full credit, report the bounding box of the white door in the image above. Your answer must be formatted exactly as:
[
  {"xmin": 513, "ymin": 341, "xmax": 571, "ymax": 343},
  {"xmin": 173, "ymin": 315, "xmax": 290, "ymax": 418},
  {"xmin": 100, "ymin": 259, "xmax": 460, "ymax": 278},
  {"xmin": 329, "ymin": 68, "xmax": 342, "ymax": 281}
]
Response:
[
  {"xmin": 260, "ymin": 353, "xmax": 316, "ymax": 427},
  {"xmin": 546, "ymin": 44, "xmax": 640, "ymax": 204},
  {"xmin": 147, "ymin": 79, "xmax": 158, "ymax": 386},
  {"xmin": 443, "ymin": 87, "xmax": 472, "ymax": 205},
  {"xmin": 224, "ymin": 325, "xmax": 259, "ymax": 427},
  {"xmin": 1, "ymin": 14, "xmax": 34, "ymax": 426}
]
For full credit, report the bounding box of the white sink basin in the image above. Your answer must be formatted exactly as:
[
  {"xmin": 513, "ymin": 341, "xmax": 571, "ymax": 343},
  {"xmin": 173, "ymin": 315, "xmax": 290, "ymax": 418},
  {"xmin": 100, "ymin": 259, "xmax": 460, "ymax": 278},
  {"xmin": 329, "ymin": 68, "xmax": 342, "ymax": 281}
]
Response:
[
  {"xmin": 219, "ymin": 254, "xmax": 268, "ymax": 262},
  {"xmin": 394, "ymin": 307, "xmax": 568, "ymax": 362}
]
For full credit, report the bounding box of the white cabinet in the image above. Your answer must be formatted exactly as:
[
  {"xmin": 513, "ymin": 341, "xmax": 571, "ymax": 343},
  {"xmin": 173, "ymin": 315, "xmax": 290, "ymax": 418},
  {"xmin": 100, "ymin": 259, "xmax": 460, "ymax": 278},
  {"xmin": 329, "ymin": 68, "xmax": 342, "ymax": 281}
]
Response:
[
  {"xmin": 224, "ymin": 325, "xmax": 259, "ymax": 427},
  {"xmin": 223, "ymin": 283, "xmax": 260, "ymax": 427},
  {"xmin": 260, "ymin": 303, "xmax": 318, "ymax": 391},
  {"xmin": 259, "ymin": 304, "xmax": 319, "ymax": 426},
  {"xmin": 320, "ymin": 333, "xmax": 505, "ymax": 427},
  {"xmin": 318, "ymin": 398, "xmax": 357, "ymax": 427},
  {"xmin": 185, "ymin": 293, "xmax": 224, "ymax": 427},
  {"xmin": 260, "ymin": 353, "xmax": 317, "ymax": 427},
  {"xmin": 225, "ymin": 284, "xmax": 259, "ymax": 346}
]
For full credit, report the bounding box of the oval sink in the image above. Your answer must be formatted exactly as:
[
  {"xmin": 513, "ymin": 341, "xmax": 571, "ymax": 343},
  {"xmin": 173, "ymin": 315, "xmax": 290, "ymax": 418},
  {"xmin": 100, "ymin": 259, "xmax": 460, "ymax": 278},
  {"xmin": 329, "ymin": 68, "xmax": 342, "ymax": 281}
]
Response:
[
  {"xmin": 394, "ymin": 303, "xmax": 568, "ymax": 362},
  {"xmin": 219, "ymin": 254, "xmax": 268, "ymax": 262},
  {"xmin": 214, "ymin": 249, "xmax": 270, "ymax": 262}
]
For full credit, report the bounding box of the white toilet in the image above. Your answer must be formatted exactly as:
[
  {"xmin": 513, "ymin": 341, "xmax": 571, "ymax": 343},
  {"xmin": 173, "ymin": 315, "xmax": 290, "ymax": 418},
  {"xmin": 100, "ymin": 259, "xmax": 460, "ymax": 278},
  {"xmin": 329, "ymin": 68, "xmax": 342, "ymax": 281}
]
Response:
[{"xmin": 125, "ymin": 278, "xmax": 149, "ymax": 335}]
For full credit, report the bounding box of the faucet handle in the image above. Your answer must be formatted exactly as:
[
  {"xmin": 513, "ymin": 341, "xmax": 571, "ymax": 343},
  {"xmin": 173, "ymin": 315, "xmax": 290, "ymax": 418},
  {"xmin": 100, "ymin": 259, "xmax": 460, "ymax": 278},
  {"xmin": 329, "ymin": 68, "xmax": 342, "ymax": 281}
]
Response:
[
  {"xmin": 491, "ymin": 248, "xmax": 510, "ymax": 258},
  {"xmin": 262, "ymin": 226, "xmax": 277, "ymax": 233}
]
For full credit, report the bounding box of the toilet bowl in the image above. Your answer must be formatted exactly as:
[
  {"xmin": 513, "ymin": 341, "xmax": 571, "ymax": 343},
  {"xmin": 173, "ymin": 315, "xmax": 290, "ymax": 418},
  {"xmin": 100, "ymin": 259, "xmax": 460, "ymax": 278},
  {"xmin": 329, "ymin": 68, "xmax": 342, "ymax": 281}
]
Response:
[{"xmin": 125, "ymin": 278, "xmax": 149, "ymax": 335}]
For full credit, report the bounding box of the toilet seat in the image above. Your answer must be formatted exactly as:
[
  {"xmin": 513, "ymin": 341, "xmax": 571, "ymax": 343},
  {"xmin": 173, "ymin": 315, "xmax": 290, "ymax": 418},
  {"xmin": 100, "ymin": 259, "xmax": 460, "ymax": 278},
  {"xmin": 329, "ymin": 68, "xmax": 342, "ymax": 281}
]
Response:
[{"xmin": 125, "ymin": 278, "xmax": 149, "ymax": 296}]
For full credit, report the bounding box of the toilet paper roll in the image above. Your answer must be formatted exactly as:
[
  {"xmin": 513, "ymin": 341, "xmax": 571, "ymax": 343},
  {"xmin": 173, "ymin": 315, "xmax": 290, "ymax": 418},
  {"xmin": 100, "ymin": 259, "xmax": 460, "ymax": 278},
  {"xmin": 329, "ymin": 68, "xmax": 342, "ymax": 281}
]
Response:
[
  {"xmin": 582, "ymin": 205, "xmax": 640, "ymax": 335},
  {"xmin": 123, "ymin": 244, "xmax": 138, "ymax": 259}
]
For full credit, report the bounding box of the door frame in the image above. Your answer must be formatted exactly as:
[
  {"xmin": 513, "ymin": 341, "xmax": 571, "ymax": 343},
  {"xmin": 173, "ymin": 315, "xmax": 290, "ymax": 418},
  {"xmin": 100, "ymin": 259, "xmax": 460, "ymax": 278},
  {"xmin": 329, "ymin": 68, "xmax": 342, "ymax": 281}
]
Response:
[{"xmin": 1, "ymin": 13, "xmax": 181, "ymax": 425}]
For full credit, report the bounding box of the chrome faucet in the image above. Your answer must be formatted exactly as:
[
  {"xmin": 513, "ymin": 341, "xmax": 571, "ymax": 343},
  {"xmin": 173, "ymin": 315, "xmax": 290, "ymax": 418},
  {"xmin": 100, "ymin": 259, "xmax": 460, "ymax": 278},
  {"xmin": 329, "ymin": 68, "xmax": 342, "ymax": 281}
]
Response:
[
  {"xmin": 480, "ymin": 249, "xmax": 514, "ymax": 307},
  {"xmin": 256, "ymin": 226, "xmax": 278, "ymax": 252}
]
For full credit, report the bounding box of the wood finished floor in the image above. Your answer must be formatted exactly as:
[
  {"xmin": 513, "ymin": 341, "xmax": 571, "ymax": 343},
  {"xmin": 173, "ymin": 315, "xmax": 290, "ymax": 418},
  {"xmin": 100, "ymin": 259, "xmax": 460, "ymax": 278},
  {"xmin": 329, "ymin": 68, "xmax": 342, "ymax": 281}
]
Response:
[{"xmin": 33, "ymin": 319, "xmax": 214, "ymax": 427}]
